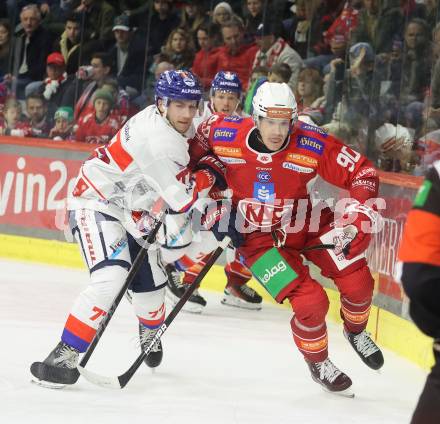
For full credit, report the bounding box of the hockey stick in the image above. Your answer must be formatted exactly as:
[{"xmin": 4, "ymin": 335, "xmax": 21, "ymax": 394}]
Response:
[
  {"xmin": 300, "ymin": 243, "xmax": 335, "ymax": 253},
  {"xmin": 63, "ymin": 201, "xmax": 165, "ymax": 384},
  {"xmin": 77, "ymin": 236, "xmax": 232, "ymax": 389}
]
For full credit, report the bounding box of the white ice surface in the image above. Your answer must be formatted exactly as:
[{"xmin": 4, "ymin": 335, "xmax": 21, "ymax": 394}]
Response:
[{"xmin": 0, "ymin": 259, "xmax": 427, "ymax": 424}]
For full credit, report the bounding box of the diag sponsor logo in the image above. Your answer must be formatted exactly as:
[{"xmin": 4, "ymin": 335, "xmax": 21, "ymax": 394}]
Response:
[
  {"xmin": 213, "ymin": 127, "xmax": 237, "ymax": 142},
  {"xmin": 223, "ymin": 115, "xmax": 243, "ymax": 123},
  {"xmin": 285, "ymin": 153, "xmax": 318, "ymax": 168},
  {"xmin": 260, "ymin": 261, "xmax": 287, "ymax": 284},
  {"xmin": 282, "ymin": 162, "xmax": 314, "ymax": 173},
  {"xmin": 218, "ymin": 156, "xmax": 246, "ymax": 164},
  {"xmin": 213, "ymin": 146, "xmax": 242, "ymax": 157},
  {"xmin": 300, "ymin": 122, "xmax": 328, "ymax": 137},
  {"xmin": 296, "ymin": 135, "xmax": 324, "ymax": 155}
]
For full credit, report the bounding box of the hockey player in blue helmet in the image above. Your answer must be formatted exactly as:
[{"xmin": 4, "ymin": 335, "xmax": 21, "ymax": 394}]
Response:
[
  {"xmin": 194, "ymin": 71, "xmax": 243, "ymax": 127},
  {"xmin": 29, "ymin": 69, "xmax": 219, "ymax": 387},
  {"xmin": 155, "ymin": 70, "xmax": 203, "ymax": 134},
  {"xmin": 166, "ymin": 70, "xmax": 264, "ymax": 313}
]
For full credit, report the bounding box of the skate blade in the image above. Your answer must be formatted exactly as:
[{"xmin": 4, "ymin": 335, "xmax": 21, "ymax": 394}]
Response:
[
  {"xmin": 31, "ymin": 376, "xmax": 66, "ymax": 389},
  {"xmin": 323, "ymin": 386, "xmax": 355, "ymax": 398},
  {"xmin": 166, "ymin": 291, "xmax": 204, "ymax": 314},
  {"xmin": 221, "ymin": 296, "xmax": 262, "ymax": 311}
]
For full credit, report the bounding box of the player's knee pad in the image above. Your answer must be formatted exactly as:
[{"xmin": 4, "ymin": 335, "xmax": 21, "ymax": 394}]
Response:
[
  {"xmin": 288, "ymin": 286, "xmax": 329, "ymax": 328},
  {"xmin": 132, "ymin": 288, "xmax": 166, "ymax": 327},
  {"xmin": 82, "ymin": 265, "xmax": 128, "ymax": 309},
  {"xmin": 334, "ymin": 264, "xmax": 374, "ymax": 304},
  {"xmin": 70, "ymin": 209, "xmax": 131, "ymax": 272},
  {"xmin": 249, "ymin": 247, "xmax": 306, "ymax": 302}
]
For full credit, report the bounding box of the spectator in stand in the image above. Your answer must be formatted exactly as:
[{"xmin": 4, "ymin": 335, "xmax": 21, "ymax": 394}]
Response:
[
  {"xmin": 145, "ymin": 0, "xmax": 179, "ymax": 56},
  {"xmin": 212, "ymin": 2, "xmax": 233, "ymax": 26},
  {"xmin": 324, "ymin": 42, "xmax": 381, "ymax": 145},
  {"xmin": 0, "ymin": 97, "xmax": 30, "ymax": 136},
  {"xmin": 25, "ymin": 52, "xmax": 70, "ymax": 118},
  {"xmin": 304, "ymin": 33, "xmax": 348, "ymax": 75},
  {"xmin": 101, "ymin": 77, "xmax": 138, "ymax": 125},
  {"xmin": 426, "ymin": 22, "xmax": 440, "ymax": 132},
  {"xmin": 25, "ymin": 93, "xmax": 51, "ymax": 138},
  {"xmin": 6, "ymin": 4, "xmax": 53, "ymax": 98},
  {"xmin": 155, "ymin": 61, "xmax": 174, "ymax": 79},
  {"xmin": 0, "ymin": 82, "xmax": 9, "ymax": 118},
  {"xmin": 324, "ymin": 1, "xmax": 359, "ymax": 48},
  {"xmin": 411, "ymin": 0, "xmax": 440, "ymax": 30},
  {"xmin": 268, "ymin": 63, "xmax": 291, "ymax": 84},
  {"xmin": 159, "ymin": 28, "xmax": 195, "ymax": 70},
  {"xmin": 350, "ymin": 0, "xmax": 404, "ymax": 54},
  {"xmin": 54, "ymin": 14, "xmax": 82, "ymax": 76},
  {"xmin": 213, "ymin": 18, "xmax": 258, "ymax": 90},
  {"xmin": 294, "ymin": 67, "xmax": 324, "ymax": 114},
  {"xmin": 244, "ymin": 0, "xmax": 264, "ymax": 39},
  {"xmin": 252, "ymin": 20, "xmax": 303, "ymax": 92},
  {"xmin": 49, "ymin": 106, "xmax": 74, "ymax": 140},
  {"xmin": 249, "ymin": 65, "xmax": 269, "ymax": 86},
  {"xmin": 109, "ymin": 14, "xmax": 146, "ymax": 92},
  {"xmin": 282, "ymin": 0, "xmax": 336, "ymax": 59},
  {"xmin": 73, "ymin": 0, "xmax": 116, "ymax": 48},
  {"xmin": 398, "ymin": 19, "xmax": 432, "ymax": 106},
  {"xmin": 0, "ymin": 19, "xmax": 12, "ymax": 78},
  {"xmin": 74, "ymin": 88, "xmax": 119, "ymax": 144},
  {"xmin": 192, "ymin": 22, "xmax": 222, "ymax": 90},
  {"xmin": 62, "ymin": 52, "xmax": 113, "ymax": 121},
  {"xmin": 180, "ymin": 0, "xmax": 207, "ymax": 35}
]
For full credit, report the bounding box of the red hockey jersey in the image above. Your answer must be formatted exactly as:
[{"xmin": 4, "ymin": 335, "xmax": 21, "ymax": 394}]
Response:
[{"xmin": 189, "ymin": 114, "xmax": 379, "ymax": 230}]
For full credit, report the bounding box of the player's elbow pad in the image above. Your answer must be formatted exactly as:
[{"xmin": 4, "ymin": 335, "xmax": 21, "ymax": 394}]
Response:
[{"xmin": 195, "ymin": 155, "xmax": 227, "ymax": 190}]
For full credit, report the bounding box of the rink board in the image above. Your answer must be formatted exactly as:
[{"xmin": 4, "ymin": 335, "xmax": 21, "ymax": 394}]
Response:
[{"xmin": 0, "ymin": 233, "xmax": 434, "ymax": 371}]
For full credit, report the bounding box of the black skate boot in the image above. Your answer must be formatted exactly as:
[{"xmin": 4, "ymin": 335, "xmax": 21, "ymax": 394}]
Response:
[
  {"xmin": 306, "ymin": 358, "xmax": 353, "ymax": 397},
  {"xmin": 221, "ymin": 283, "xmax": 262, "ymax": 310},
  {"xmin": 30, "ymin": 341, "xmax": 80, "ymax": 388},
  {"xmin": 165, "ymin": 264, "xmax": 207, "ymax": 313},
  {"xmin": 344, "ymin": 329, "xmax": 384, "ymax": 370},
  {"xmin": 139, "ymin": 324, "xmax": 163, "ymax": 368}
]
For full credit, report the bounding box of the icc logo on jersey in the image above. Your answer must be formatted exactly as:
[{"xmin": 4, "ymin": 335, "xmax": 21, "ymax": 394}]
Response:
[{"xmin": 257, "ymin": 171, "xmax": 272, "ymax": 182}]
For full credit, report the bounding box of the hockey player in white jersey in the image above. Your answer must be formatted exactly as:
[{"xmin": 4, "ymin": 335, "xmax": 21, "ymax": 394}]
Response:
[
  {"xmin": 30, "ymin": 70, "xmax": 220, "ymax": 387},
  {"xmin": 166, "ymin": 71, "xmax": 263, "ymax": 313}
]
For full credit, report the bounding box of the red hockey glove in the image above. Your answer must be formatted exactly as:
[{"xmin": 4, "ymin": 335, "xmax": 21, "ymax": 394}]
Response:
[
  {"xmin": 193, "ymin": 169, "xmax": 216, "ymax": 199},
  {"xmin": 335, "ymin": 201, "xmax": 382, "ymax": 259}
]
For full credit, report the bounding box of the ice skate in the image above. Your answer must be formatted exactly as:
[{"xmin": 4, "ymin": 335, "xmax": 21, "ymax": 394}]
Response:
[
  {"xmin": 30, "ymin": 341, "xmax": 80, "ymax": 388},
  {"xmin": 344, "ymin": 329, "xmax": 384, "ymax": 370},
  {"xmin": 221, "ymin": 283, "xmax": 262, "ymax": 310},
  {"xmin": 165, "ymin": 264, "xmax": 206, "ymax": 313},
  {"xmin": 306, "ymin": 358, "xmax": 354, "ymax": 397},
  {"xmin": 139, "ymin": 324, "xmax": 163, "ymax": 368}
]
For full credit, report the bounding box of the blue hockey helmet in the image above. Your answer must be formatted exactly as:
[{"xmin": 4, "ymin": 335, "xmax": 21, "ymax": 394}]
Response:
[
  {"xmin": 155, "ymin": 70, "xmax": 202, "ymax": 105},
  {"xmin": 210, "ymin": 71, "xmax": 242, "ymax": 96}
]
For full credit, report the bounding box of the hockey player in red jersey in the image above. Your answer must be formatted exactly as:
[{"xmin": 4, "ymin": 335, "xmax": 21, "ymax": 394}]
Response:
[
  {"xmin": 167, "ymin": 71, "xmax": 263, "ymax": 312},
  {"xmin": 188, "ymin": 82, "xmax": 384, "ymax": 395}
]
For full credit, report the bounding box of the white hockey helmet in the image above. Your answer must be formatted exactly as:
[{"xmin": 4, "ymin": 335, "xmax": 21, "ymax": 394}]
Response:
[{"xmin": 252, "ymin": 82, "xmax": 298, "ymax": 126}]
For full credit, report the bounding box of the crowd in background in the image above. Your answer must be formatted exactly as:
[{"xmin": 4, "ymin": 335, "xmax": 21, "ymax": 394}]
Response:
[{"xmin": 0, "ymin": 0, "xmax": 440, "ymax": 175}]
